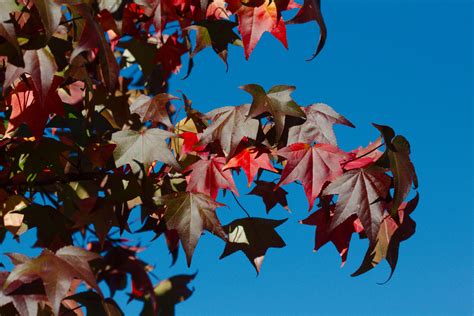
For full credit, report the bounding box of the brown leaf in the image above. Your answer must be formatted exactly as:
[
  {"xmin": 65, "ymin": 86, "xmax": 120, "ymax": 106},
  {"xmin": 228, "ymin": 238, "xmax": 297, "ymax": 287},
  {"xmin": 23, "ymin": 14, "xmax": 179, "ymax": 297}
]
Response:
[{"xmin": 160, "ymin": 192, "xmax": 226, "ymax": 266}]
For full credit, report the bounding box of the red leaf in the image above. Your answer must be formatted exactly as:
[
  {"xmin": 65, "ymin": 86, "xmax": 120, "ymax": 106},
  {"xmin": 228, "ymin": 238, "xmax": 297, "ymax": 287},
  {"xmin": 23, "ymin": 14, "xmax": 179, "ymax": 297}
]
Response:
[
  {"xmin": 179, "ymin": 132, "xmax": 206, "ymax": 157},
  {"xmin": 184, "ymin": 156, "xmax": 238, "ymax": 199},
  {"xmin": 130, "ymin": 93, "xmax": 179, "ymax": 127},
  {"xmin": 229, "ymin": 0, "xmax": 288, "ymax": 59},
  {"xmin": 301, "ymin": 206, "xmax": 363, "ymax": 266},
  {"xmin": 276, "ymin": 143, "xmax": 350, "ymax": 210},
  {"xmin": 224, "ymin": 146, "xmax": 277, "ymax": 186},
  {"xmin": 155, "ymin": 33, "xmax": 189, "ymax": 80},
  {"xmin": 343, "ymin": 137, "xmax": 384, "ymax": 170},
  {"xmin": 323, "ymin": 168, "xmax": 391, "ymax": 242},
  {"xmin": 6, "ymin": 77, "xmax": 64, "ymax": 138}
]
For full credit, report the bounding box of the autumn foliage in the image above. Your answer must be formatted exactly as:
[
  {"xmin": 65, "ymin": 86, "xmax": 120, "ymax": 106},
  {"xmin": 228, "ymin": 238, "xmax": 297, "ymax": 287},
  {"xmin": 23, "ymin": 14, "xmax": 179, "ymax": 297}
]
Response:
[{"xmin": 0, "ymin": 0, "xmax": 418, "ymax": 315}]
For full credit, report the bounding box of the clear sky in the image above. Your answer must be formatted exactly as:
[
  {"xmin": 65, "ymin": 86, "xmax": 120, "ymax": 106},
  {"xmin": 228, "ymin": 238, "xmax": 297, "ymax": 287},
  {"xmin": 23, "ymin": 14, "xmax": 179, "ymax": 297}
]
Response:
[{"xmin": 2, "ymin": 1, "xmax": 472, "ymax": 315}]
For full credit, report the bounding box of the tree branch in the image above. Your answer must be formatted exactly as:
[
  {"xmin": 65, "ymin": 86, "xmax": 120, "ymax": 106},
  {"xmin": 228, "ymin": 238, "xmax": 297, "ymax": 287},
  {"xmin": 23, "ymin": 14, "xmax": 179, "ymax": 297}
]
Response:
[{"xmin": 0, "ymin": 171, "xmax": 107, "ymax": 189}]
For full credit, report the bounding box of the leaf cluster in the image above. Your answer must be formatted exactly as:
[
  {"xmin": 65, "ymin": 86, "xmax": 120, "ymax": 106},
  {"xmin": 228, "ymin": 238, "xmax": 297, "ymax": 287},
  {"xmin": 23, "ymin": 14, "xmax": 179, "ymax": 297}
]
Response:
[{"xmin": 0, "ymin": 0, "xmax": 418, "ymax": 315}]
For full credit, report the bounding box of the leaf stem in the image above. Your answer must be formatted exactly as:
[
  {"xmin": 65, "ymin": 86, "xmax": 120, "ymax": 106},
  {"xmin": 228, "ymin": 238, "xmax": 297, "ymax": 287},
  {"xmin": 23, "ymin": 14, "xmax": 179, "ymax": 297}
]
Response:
[
  {"xmin": 340, "ymin": 143, "xmax": 384, "ymax": 166},
  {"xmin": 231, "ymin": 192, "xmax": 250, "ymax": 218}
]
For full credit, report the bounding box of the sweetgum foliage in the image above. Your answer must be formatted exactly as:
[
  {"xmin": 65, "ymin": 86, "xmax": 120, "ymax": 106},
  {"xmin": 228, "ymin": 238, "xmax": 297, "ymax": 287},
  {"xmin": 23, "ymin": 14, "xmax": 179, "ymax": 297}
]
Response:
[{"xmin": 0, "ymin": 0, "xmax": 418, "ymax": 314}]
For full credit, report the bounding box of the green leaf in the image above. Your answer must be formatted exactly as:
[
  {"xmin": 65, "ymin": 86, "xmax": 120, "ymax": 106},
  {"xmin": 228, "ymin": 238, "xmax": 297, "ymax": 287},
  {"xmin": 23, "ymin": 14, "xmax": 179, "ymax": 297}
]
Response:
[{"xmin": 388, "ymin": 135, "xmax": 417, "ymax": 215}]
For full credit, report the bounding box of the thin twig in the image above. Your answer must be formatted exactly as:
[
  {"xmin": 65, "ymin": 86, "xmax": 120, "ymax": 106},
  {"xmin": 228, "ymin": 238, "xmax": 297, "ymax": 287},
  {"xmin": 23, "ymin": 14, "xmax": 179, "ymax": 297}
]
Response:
[{"xmin": 59, "ymin": 16, "xmax": 83, "ymax": 25}]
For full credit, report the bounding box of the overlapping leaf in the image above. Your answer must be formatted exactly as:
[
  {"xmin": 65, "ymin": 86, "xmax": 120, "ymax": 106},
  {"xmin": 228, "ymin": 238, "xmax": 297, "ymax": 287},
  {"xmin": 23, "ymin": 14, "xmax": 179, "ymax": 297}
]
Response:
[
  {"xmin": 242, "ymin": 84, "xmax": 306, "ymax": 140},
  {"xmin": 287, "ymin": 103, "xmax": 354, "ymax": 146},
  {"xmin": 276, "ymin": 143, "xmax": 349, "ymax": 210},
  {"xmin": 301, "ymin": 205, "xmax": 363, "ymax": 265},
  {"xmin": 224, "ymin": 146, "xmax": 277, "ymax": 186},
  {"xmin": 160, "ymin": 192, "xmax": 226, "ymax": 265},
  {"xmin": 3, "ymin": 247, "xmax": 102, "ymax": 315},
  {"xmin": 323, "ymin": 167, "xmax": 391, "ymax": 242},
  {"xmin": 352, "ymin": 194, "xmax": 418, "ymax": 280},
  {"xmin": 111, "ymin": 128, "xmax": 180, "ymax": 173},
  {"xmin": 184, "ymin": 156, "xmax": 238, "ymax": 199},
  {"xmin": 198, "ymin": 104, "xmax": 260, "ymax": 157},
  {"xmin": 130, "ymin": 93, "xmax": 179, "ymax": 128}
]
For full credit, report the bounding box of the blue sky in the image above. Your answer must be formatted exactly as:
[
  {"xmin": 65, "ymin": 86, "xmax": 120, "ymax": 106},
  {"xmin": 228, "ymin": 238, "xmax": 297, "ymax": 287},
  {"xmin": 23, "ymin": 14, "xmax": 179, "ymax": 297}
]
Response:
[
  {"xmin": 2, "ymin": 1, "xmax": 472, "ymax": 315},
  {"xmin": 162, "ymin": 1, "xmax": 473, "ymax": 315}
]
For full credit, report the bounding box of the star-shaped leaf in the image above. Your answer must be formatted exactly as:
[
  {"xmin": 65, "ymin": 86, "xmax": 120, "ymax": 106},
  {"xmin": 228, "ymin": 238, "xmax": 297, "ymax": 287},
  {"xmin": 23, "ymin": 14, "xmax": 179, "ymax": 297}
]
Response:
[
  {"xmin": 111, "ymin": 128, "xmax": 180, "ymax": 173},
  {"xmin": 130, "ymin": 93, "xmax": 179, "ymax": 128},
  {"xmin": 242, "ymin": 84, "xmax": 305, "ymax": 140},
  {"xmin": 323, "ymin": 168, "xmax": 391, "ymax": 242},
  {"xmin": 276, "ymin": 143, "xmax": 350, "ymax": 210},
  {"xmin": 227, "ymin": 0, "xmax": 289, "ymax": 59},
  {"xmin": 72, "ymin": 198, "xmax": 121, "ymax": 247},
  {"xmin": 160, "ymin": 192, "xmax": 226, "ymax": 266},
  {"xmin": 224, "ymin": 146, "xmax": 277, "ymax": 186},
  {"xmin": 190, "ymin": 20, "xmax": 242, "ymax": 68},
  {"xmin": 198, "ymin": 104, "xmax": 260, "ymax": 157},
  {"xmin": 287, "ymin": 103, "xmax": 354, "ymax": 146},
  {"xmin": 3, "ymin": 246, "xmax": 102, "ymax": 315},
  {"xmin": 301, "ymin": 206, "xmax": 363, "ymax": 266},
  {"xmin": 220, "ymin": 217, "xmax": 287, "ymax": 273},
  {"xmin": 184, "ymin": 156, "xmax": 238, "ymax": 199},
  {"xmin": 248, "ymin": 180, "xmax": 290, "ymax": 213}
]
